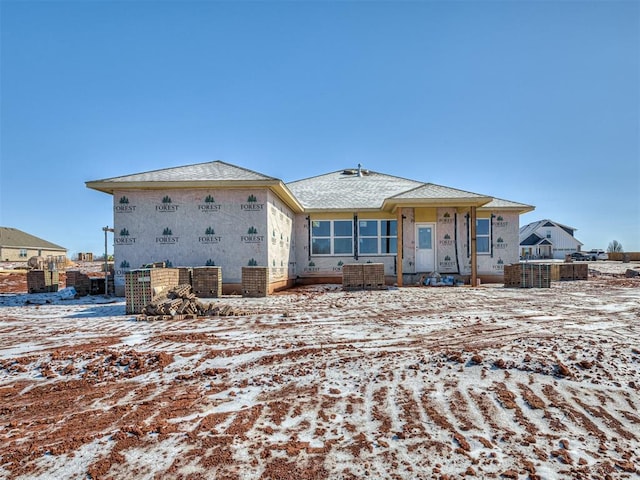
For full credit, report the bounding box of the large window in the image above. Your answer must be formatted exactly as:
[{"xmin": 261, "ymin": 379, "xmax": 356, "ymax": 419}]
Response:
[
  {"xmin": 358, "ymin": 220, "xmax": 397, "ymax": 255},
  {"xmin": 311, "ymin": 220, "xmax": 353, "ymax": 255},
  {"xmin": 19, "ymin": 249, "xmax": 28, "ymax": 258},
  {"xmin": 476, "ymin": 218, "xmax": 490, "ymax": 254}
]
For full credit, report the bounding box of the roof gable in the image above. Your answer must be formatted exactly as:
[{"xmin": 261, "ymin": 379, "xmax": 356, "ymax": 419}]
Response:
[
  {"xmin": 520, "ymin": 233, "xmax": 543, "ymax": 246},
  {"xmin": 520, "ymin": 219, "xmax": 577, "ymax": 238},
  {"xmin": 0, "ymin": 227, "xmax": 66, "ymax": 251}
]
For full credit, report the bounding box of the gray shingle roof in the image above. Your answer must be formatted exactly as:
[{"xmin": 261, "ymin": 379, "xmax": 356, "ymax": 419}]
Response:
[
  {"xmin": 390, "ymin": 183, "xmax": 490, "ymax": 200},
  {"xmin": 520, "ymin": 233, "xmax": 544, "ymax": 246},
  {"xmin": 0, "ymin": 227, "xmax": 66, "ymax": 251},
  {"xmin": 519, "ymin": 219, "xmax": 576, "ymax": 237},
  {"xmin": 87, "ymin": 160, "xmax": 305, "ymax": 212},
  {"xmin": 286, "ymin": 170, "xmax": 531, "ymax": 211},
  {"xmin": 286, "ymin": 170, "xmax": 423, "ymax": 210},
  {"xmin": 91, "ymin": 160, "xmax": 277, "ymax": 184},
  {"xmin": 480, "ymin": 197, "xmax": 534, "ymax": 211},
  {"xmin": 519, "ymin": 219, "xmax": 579, "ymax": 245},
  {"xmin": 87, "ymin": 160, "xmax": 535, "ymax": 214}
]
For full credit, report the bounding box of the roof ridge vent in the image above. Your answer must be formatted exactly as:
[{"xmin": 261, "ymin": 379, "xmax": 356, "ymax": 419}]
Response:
[{"xmin": 342, "ymin": 164, "xmax": 370, "ymax": 176}]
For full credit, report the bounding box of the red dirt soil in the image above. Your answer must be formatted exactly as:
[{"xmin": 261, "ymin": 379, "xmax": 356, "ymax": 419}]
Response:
[{"xmin": 0, "ymin": 268, "xmax": 639, "ymax": 479}]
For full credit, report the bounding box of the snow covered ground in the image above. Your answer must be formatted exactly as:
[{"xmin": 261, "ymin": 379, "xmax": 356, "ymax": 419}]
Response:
[{"xmin": 0, "ymin": 262, "xmax": 639, "ymax": 479}]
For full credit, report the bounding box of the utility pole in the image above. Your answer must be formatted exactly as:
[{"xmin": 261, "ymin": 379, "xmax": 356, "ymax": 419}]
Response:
[{"xmin": 103, "ymin": 226, "xmax": 114, "ymax": 296}]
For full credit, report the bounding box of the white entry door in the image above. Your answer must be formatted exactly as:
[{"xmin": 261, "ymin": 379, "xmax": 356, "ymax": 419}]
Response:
[{"xmin": 415, "ymin": 224, "xmax": 435, "ymax": 272}]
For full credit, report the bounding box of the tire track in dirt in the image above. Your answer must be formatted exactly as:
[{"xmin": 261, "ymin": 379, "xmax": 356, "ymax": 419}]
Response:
[{"xmin": 1, "ymin": 275, "xmax": 639, "ymax": 478}]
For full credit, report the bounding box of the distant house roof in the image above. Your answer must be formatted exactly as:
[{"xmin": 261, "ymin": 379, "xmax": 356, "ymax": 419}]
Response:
[
  {"xmin": 519, "ymin": 219, "xmax": 583, "ymax": 247},
  {"xmin": 520, "ymin": 233, "xmax": 553, "ymax": 246},
  {"xmin": 0, "ymin": 227, "xmax": 66, "ymax": 252},
  {"xmin": 520, "ymin": 219, "xmax": 578, "ymax": 239},
  {"xmin": 520, "ymin": 233, "xmax": 543, "ymax": 246}
]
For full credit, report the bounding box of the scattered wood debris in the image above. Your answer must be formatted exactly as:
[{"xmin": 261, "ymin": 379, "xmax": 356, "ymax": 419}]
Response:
[{"xmin": 137, "ymin": 284, "xmax": 248, "ymax": 320}]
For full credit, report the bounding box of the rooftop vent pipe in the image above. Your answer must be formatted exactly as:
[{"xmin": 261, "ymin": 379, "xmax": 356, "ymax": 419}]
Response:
[{"xmin": 342, "ymin": 165, "xmax": 369, "ymax": 176}]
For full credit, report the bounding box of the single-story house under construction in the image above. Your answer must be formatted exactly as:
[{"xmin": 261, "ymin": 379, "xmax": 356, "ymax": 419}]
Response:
[{"xmin": 86, "ymin": 161, "xmax": 534, "ymax": 295}]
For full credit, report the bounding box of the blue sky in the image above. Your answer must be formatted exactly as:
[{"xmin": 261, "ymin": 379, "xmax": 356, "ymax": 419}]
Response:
[{"xmin": 1, "ymin": 0, "xmax": 638, "ymax": 257}]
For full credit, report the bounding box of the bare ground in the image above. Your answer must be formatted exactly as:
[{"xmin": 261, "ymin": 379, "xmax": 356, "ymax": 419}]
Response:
[{"xmin": 0, "ymin": 263, "xmax": 639, "ymax": 479}]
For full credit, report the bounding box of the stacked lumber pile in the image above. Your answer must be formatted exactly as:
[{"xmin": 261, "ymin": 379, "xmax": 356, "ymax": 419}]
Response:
[{"xmin": 138, "ymin": 284, "xmax": 247, "ymax": 320}]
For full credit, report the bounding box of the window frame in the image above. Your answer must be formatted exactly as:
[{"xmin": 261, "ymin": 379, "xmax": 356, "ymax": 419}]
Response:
[
  {"xmin": 357, "ymin": 219, "xmax": 397, "ymax": 256},
  {"xmin": 311, "ymin": 219, "xmax": 354, "ymax": 256},
  {"xmin": 476, "ymin": 218, "xmax": 491, "ymax": 254}
]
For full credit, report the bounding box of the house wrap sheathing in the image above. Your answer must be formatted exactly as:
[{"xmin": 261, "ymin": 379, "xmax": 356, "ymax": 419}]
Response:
[{"xmin": 86, "ymin": 161, "xmax": 533, "ymax": 294}]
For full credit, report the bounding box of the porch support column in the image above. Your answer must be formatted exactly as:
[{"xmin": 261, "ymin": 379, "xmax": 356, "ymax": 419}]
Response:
[
  {"xmin": 470, "ymin": 206, "xmax": 478, "ymax": 287},
  {"xmin": 397, "ymin": 207, "xmax": 403, "ymax": 287}
]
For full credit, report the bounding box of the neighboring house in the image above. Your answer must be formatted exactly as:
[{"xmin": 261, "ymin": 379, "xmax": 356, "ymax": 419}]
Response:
[
  {"xmin": 0, "ymin": 227, "xmax": 67, "ymax": 262},
  {"xmin": 86, "ymin": 161, "xmax": 534, "ymax": 295},
  {"xmin": 519, "ymin": 219, "xmax": 583, "ymax": 260}
]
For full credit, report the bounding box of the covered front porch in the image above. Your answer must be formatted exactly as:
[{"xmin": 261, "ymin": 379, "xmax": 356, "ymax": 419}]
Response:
[
  {"xmin": 520, "ymin": 238, "xmax": 553, "ymax": 260},
  {"xmin": 379, "ymin": 183, "xmax": 498, "ymax": 286}
]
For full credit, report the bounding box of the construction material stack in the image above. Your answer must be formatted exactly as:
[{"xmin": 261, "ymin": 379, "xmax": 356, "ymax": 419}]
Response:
[
  {"xmin": 363, "ymin": 263, "xmax": 385, "ymax": 289},
  {"xmin": 125, "ymin": 268, "xmax": 179, "ymax": 314},
  {"xmin": 342, "ymin": 264, "xmax": 364, "ymax": 290},
  {"xmin": 138, "ymin": 284, "xmax": 247, "ymax": 320},
  {"xmin": 176, "ymin": 267, "xmax": 192, "ymax": 286},
  {"xmin": 504, "ymin": 263, "xmax": 551, "ymax": 288},
  {"xmin": 242, "ymin": 266, "xmax": 269, "ymax": 297},
  {"xmin": 26, "ymin": 270, "xmax": 59, "ymax": 293},
  {"xmin": 550, "ymin": 263, "xmax": 589, "ymax": 281},
  {"xmin": 571, "ymin": 263, "xmax": 588, "ymax": 280},
  {"xmin": 192, "ymin": 267, "xmax": 222, "ymax": 298},
  {"xmin": 66, "ymin": 271, "xmax": 91, "ymax": 296},
  {"xmin": 343, "ymin": 263, "xmax": 386, "ymax": 290}
]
